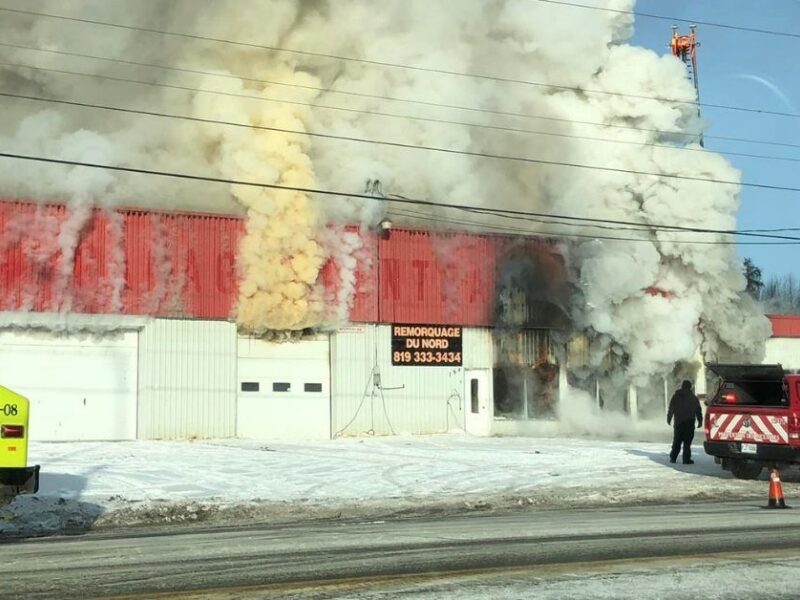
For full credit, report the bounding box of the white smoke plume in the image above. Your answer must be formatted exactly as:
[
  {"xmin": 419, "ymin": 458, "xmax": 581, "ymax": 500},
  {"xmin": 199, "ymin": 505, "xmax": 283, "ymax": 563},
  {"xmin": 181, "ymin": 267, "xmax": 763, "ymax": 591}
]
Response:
[
  {"xmin": 0, "ymin": 1, "xmax": 770, "ymax": 376},
  {"xmin": 140, "ymin": 213, "xmax": 172, "ymax": 315},
  {"xmin": 498, "ymin": 385, "xmax": 672, "ymax": 443},
  {"xmin": 322, "ymin": 225, "xmax": 366, "ymax": 326}
]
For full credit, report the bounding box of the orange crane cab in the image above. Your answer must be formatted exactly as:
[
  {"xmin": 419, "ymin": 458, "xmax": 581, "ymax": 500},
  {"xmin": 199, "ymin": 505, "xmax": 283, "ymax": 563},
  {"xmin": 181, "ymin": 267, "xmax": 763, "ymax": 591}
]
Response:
[{"xmin": 0, "ymin": 386, "xmax": 40, "ymax": 497}]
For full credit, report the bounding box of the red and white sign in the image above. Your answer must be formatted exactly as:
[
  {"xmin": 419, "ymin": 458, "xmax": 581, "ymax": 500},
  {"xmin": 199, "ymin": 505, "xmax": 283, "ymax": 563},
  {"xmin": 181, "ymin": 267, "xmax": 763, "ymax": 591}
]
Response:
[{"xmin": 709, "ymin": 413, "xmax": 788, "ymax": 444}]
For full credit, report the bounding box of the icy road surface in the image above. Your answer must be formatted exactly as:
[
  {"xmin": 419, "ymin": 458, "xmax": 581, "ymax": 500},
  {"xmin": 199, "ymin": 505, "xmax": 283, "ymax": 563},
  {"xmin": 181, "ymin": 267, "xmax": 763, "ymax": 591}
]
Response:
[
  {"xmin": 5, "ymin": 503, "xmax": 800, "ymax": 598},
  {"xmin": 1, "ymin": 435, "xmax": 790, "ymax": 536},
  {"xmin": 263, "ymin": 554, "xmax": 800, "ymax": 600}
]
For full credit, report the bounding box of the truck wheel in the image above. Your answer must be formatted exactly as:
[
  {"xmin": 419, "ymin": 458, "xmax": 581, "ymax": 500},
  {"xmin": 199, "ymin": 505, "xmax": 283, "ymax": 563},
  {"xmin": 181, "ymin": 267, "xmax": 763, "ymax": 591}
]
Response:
[{"xmin": 730, "ymin": 461, "xmax": 763, "ymax": 480}]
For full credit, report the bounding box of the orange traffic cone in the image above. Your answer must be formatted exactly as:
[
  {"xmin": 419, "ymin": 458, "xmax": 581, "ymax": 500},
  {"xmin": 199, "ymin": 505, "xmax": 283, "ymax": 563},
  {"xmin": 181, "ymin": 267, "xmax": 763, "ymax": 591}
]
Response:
[{"xmin": 767, "ymin": 468, "xmax": 789, "ymax": 509}]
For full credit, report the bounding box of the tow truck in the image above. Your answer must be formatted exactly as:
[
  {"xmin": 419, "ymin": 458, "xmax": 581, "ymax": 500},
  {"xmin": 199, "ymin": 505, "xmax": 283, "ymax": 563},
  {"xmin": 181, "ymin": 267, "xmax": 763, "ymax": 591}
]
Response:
[{"xmin": 704, "ymin": 363, "xmax": 800, "ymax": 479}]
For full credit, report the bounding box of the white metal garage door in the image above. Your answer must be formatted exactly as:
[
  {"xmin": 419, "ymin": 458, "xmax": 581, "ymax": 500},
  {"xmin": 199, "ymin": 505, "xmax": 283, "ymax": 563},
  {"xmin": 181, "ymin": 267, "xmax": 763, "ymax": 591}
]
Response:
[
  {"xmin": 0, "ymin": 330, "xmax": 138, "ymax": 441},
  {"xmin": 237, "ymin": 337, "xmax": 330, "ymax": 440}
]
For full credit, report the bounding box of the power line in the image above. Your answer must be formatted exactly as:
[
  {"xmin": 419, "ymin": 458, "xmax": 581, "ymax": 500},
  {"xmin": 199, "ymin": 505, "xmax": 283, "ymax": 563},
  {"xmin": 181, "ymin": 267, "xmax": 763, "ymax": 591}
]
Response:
[
  {"xmin": 1, "ymin": 150, "xmax": 799, "ymax": 243},
  {"xmin": 383, "ymin": 193, "xmax": 748, "ymax": 237},
  {"xmin": 5, "ymin": 47, "xmax": 800, "ymax": 153},
  {"xmin": 742, "ymin": 227, "xmax": 800, "ymax": 233},
  {"xmin": 533, "ymin": 0, "xmax": 800, "ymax": 40},
  {"xmin": 3, "ymin": 60, "xmax": 800, "ymax": 166},
  {"xmin": 708, "ymin": 133, "xmax": 800, "ymax": 152},
  {"xmin": 388, "ymin": 208, "xmax": 800, "ymax": 246},
  {"xmin": 2, "ymin": 6, "xmax": 799, "ymax": 120},
  {"xmin": 476, "ymin": 211, "xmax": 800, "ymax": 246},
  {"xmin": 1, "ymin": 84, "xmax": 796, "ymax": 199},
  {"xmin": 3, "ymin": 61, "xmax": 707, "ymax": 154},
  {"xmin": 0, "ymin": 42, "xmax": 704, "ymax": 143},
  {"xmin": 457, "ymin": 209, "xmax": 668, "ymax": 234},
  {"xmin": 400, "ymin": 199, "xmax": 800, "ymax": 240},
  {"xmin": 4, "ymin": 78, "xmax": 799, "ymax": 172},
  {"xmin": 445, "ymin": 206, "xmax": 800, "ymax": 241},
  {"xmin": 419, "ymin": 204, "xmax": 800, "ymax": 241}
]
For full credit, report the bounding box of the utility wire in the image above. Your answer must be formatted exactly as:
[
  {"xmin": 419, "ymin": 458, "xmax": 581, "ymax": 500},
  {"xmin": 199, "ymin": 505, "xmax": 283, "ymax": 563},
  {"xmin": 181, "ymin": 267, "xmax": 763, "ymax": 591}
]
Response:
[
  {"xmin": 442, "ymin": 205, "xmax": 800, "ymax": 240},
  {"xmin": 3, "ymin": 63, "xmax": 711, "ymax": 156},
  {"xmin": 4, "ymin": 48, "xmax": 800, "ymax": 153},
  {"xmin": 0, "ymin": 42, "xmax": 700, "ymax": 144},
  {"xmin": 387, "ymin": 209, "xmax": 800, "ymax": 246},
  {"xmin": 385, "ymin": 193, "xmax": 798, "ymax": 240},
  {"xmin": 533, "ymin": 0, "xmax": 800, "ymax": 40},
  {"xmin": 1, "ymin": 150, "xmax": 799, "ymax": 243},
  {"xmin": 742, "ymin": 227, "xmax": 800, "ymax": 233},
  {"xmin": 4, "ymin": 76, "xmax": 798, "ymax": 242},
  {"xmin": 383, "ymin": 193, "xmax": 737, "ymax": 236},
  {"xmin": 1, "ymin": 86, "xmax": 795, "ymax": 200},
  {"xmin": 2, "ymin": 58, "xmax": 799, "ymax": 165},
  {"xmin": 1, "ymin": 6, "xmax": 799, "ymax": 120}
]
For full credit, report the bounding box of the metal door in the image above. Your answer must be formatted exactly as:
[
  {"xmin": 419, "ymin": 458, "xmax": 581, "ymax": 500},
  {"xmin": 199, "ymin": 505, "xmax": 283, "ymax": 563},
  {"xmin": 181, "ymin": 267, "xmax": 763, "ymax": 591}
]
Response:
[{"xmin": 464, "ymin": 369, "xmax": 492, "ymax": 436}]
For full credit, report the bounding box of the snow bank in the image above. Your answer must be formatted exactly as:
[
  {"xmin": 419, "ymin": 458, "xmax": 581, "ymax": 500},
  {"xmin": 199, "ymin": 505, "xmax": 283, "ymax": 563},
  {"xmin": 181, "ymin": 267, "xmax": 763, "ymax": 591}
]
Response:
[{"xmin": 0, "ymin": 435, "xmax": 784, "ymax": 537}]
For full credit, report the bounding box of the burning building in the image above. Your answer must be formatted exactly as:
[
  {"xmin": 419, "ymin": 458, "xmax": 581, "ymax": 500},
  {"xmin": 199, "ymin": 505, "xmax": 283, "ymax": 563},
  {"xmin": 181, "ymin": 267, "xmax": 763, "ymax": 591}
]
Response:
[
  {"xmin": 0, "ymin": 200, "xmax": 577, "ymax": 440},
  {"xmin": 0, "ymin": 1, "xmax": 772, "ymax": 441}
]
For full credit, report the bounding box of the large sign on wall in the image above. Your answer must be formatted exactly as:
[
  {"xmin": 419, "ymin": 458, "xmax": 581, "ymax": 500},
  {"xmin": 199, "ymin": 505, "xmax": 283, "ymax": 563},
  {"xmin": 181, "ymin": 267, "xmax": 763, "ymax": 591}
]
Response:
[{"xmin": 391, "ymin": 325, "xmax": 463, "ymax": 366}]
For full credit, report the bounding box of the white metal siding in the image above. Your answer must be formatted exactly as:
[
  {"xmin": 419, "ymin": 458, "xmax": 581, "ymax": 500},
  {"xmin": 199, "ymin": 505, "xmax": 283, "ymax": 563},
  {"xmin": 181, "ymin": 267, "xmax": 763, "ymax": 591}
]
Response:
[
  {"xmin": 236, "ymin": 336, "xmax": 330, "ymax": 440},
  {"xmin": 331, "ymin": 325, "xmax": 494, "ymax": 437},
  {"xmin": 0, "ymin": 330, "xmax": 138, "ymax": 441},
  {"xmin": 138, "ymin": 319, "xmax": 236, "ymax": 439},
  {"xmin": 765, "ymin": 338, "xmax": 800, "ymax": 369},
  {"xmin": 463, "ymin": 328, "xmax": 494, "ymax": 368}
]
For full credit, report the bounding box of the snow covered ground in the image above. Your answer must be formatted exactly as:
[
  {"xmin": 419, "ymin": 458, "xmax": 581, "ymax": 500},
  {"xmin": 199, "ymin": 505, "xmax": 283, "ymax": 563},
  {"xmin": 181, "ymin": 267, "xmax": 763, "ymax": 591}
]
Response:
[{"xmin": 1, "ymin": 434, "xmax": 791, "ymax": 536}]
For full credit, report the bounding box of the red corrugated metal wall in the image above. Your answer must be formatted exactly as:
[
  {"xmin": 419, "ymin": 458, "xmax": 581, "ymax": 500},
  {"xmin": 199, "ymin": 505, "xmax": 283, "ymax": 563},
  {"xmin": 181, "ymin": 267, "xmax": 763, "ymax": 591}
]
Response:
[
  {"xmin": 374, "ymin": 229, "xmax": 565, "ymax": 326},
  {"xmin": 378, "ymin": 230, "xmax": 496, "ymax": 326},
  {"xmin": 768, "ymin": 315, "xmax": 800, "ymax": 338},
  {"xmin": 1, "ymin": 200, "xmax": 567, "ymax": 326},
  {"xmin": 0, "ymin": 200, "xmax": 242, "ymax": 319},
  {"xmin": 123, "ymin": 210, "xmax": 241, "ymax": 318},
  {"xmin": 1, "ymin": 201, "xmax": 61, "ymax": 312}
]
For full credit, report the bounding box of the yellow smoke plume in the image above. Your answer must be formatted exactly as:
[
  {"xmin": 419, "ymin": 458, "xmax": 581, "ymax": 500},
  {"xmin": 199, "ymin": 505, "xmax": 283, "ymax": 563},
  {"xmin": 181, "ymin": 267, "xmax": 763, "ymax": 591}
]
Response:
[{"xmin": 203, "ymin": 65, "xmax": 328, "ymax": 333}]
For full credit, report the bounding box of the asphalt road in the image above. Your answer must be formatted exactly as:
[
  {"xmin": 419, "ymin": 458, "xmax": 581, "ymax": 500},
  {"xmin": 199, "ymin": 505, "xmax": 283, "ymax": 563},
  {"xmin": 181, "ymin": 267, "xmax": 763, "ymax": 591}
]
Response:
[{"xmin": 3, "ymin": 501, "xmax": 800, "ymax": 599}]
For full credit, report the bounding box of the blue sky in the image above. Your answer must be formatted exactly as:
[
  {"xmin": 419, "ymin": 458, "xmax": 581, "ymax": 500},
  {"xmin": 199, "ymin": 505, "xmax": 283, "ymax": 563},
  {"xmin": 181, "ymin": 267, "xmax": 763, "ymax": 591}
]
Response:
[{"xmin": 630, "ymin": 0, "xmax": 800, "ymax": 279}]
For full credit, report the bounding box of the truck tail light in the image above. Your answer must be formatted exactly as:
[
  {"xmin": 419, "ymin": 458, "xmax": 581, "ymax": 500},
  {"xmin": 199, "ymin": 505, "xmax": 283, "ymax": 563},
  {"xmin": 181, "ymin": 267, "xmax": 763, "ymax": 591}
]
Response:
[
  {"xmin": 789, "ymin": 415, "xmax": 800, "ymax": 440},
  {"xmin": 721, "ymin": 392, "xmax": 737, "ymax": 404},
  {"xmin": 704, "ymin": 412, "xmax": 711, "ymax": 437},
  {"xmin": 0, "ymin": 424, "xmax": 24, "ymax": 439}
]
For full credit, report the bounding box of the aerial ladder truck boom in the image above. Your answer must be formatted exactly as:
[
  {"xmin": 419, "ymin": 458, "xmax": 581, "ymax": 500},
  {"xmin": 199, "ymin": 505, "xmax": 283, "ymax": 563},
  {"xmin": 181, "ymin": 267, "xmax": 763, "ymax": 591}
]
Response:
[{"xmin": 670, "ymin": 25, "xmax": 703, "ymax": 147}]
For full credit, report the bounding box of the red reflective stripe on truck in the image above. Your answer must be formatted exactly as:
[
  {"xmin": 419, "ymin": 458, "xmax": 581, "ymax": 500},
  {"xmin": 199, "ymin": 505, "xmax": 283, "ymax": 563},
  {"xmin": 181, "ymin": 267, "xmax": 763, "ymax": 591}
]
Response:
[{"xmin": 709, "ymin": 413, "xmax": 788, "ymax": 444}]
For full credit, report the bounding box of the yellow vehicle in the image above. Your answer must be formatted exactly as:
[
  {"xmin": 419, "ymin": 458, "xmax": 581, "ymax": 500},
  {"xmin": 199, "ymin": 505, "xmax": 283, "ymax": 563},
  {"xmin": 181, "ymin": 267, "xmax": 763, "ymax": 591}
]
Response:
[{"xmin": 0, "ymin": 386, "xmax": 40, "ymax": 497}]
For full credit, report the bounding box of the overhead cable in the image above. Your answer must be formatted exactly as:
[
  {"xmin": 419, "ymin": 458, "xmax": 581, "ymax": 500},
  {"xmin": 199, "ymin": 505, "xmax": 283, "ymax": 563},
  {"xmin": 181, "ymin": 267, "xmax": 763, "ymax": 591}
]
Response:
[
  {"xmin": 1, "ymin": 150, "xmax": 799, "ymax": 243},
  {"xmin": 5, "ymin": 45, "xmax": 800, "ymax": 151},
  {"xmin": 533, "ymin": 0, "xmax": 800, "ymax": 40},
  {"xmin": 2, "ymin": 59, "xmax": 800, "ymax": 164},
  {"xmin": 0, "ymin": 87, "xmax": 792, "ymax": 197},
  {"xmin": 2, "ymin": 6, "xmax": 800, "ymax": 119}
]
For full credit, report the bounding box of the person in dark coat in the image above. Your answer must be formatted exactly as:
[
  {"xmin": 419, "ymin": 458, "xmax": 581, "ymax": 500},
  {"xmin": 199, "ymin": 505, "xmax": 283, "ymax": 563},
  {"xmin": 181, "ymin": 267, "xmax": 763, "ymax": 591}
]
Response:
[{"xmin": 667, "ymin": 380, "xmax": 703, "ymax": 464}]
